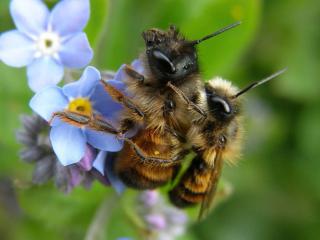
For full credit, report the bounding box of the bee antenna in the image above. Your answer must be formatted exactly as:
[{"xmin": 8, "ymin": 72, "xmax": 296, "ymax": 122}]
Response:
[
  {"xmin": 187, "ymin": 21, "xmax": 242, "ymax": 46},
  {"xmin": 233, "ymin": 68, "xmax": 288, "ymax": 98}
]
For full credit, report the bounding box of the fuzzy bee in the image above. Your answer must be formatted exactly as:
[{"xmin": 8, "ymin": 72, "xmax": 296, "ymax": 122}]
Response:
[
  {"xmin": 51, "ymin": 21, "xmax": 284, "ymax": 219},
  {"xmin": 167, "ymin": 70, "xmax": 286, "ymax": 218}
]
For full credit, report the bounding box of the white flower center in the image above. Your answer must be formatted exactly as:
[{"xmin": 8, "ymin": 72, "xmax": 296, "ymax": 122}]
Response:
[{"xmin": 36, "ymin": 32, "xmax": 61, "ymax": 57}]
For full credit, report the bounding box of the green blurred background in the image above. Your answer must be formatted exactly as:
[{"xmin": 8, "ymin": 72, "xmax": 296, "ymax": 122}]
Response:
[{"xmin": 1, "ymin": 0, "xmax": 320, "ymax": 239}]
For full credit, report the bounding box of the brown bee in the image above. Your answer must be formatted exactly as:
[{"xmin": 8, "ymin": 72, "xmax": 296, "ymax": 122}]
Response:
[
  {"xmin": 168, "ymin": 69, "xmax": 286, "ymax": 219},
  {"xmin": 52, "ymin": 22, "xmax": 242, "ymax": 190}
]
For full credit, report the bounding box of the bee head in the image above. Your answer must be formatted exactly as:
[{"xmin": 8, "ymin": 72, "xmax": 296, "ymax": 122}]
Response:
[
  {"xmin": 142, "ymin": 22, "xmax": 242, "ymax": 85},
  {"xmin": 204, "ymin": 69, "xmax": 286, "ymax": 122},
  {"xmin": 142, "ymin": 25, "xmax": 199, "ymax": 84},
  {"xmin": 205, "ymin": 78, "xmax": 240, "ymax": 122}
]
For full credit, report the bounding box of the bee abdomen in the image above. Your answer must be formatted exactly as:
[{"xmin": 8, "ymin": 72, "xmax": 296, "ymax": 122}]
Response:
[
  {"xmin": 169, "ymin": 184, "xmax": 207, "ymax": 208},
  {"xmin": 117, "ymin": 166, "xmax": 171, "ymax": 189},
  {"xmin": 169, "ymin": 155, "xmax": 211, "ymax": 208},
  {"xmin": 117, "ymin": 163, "xmax": 175, "ymax": 189},
  {"xmin": 115, "ymin": 130, "xmax": 176, "ymax": 189}
]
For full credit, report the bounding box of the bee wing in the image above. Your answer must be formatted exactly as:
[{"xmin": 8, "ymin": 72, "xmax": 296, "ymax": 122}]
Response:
[{"xmin": 198, "ymin": 150, "xmax": 223, "ymax": 220}]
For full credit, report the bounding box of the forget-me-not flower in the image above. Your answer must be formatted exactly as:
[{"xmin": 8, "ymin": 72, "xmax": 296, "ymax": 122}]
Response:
[
  {"xmin": 29, "ymin": 66, "xmax": 126, "ymax": 166},
  {"xmin": 0, "ymin": 0, "xmax": 93, "ymax": 92}
]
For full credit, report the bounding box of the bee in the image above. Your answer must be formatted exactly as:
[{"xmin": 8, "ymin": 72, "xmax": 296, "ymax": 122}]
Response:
[
  {"xmin": 167, "ymin": 69, "xmax": 286, "ymax": 219},
  {"xmin": 52, "ymin": 22, "xmax": 242, "ymax": 190},
  {"xmin": 52, "ymin": 21, "xmax": 285, "ymax": 219},
  {"xmin": 110, "ymin": 22, "xmax": 242, "ymax": 189}
]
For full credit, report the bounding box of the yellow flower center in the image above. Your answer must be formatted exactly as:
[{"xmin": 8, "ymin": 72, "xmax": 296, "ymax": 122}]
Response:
[{"xmin": 68, "ymin": 98, "xmax": 93, "ymax": 116}]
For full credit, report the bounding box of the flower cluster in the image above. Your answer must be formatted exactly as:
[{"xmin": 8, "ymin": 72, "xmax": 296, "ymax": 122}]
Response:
[
  {"xmin": 137, "ymin": 191, "xmax": 188, "ymax": 240},
  {"xmin": 24, "ymin": 62, "xmax": 134, "ymax": 192},
  {"xmin": 0, "ymin": 0, "xmax": 143, "ymax": 192}
]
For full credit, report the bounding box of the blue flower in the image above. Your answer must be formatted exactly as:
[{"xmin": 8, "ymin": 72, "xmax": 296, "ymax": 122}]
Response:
[
  {"xmin": 30, "ymin": 66, "xmax": 126, "ymax": 166},
  {"xmin": 0, "ymin": 0, "xmax": 93, "ymax": 92}
]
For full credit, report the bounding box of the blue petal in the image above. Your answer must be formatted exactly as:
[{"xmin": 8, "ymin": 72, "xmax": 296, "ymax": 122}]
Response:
[
  {"xmin": 85, "ymin": 129, "xmax": 123, "ymax": 152},
  {"xmin": 29, "ymin": 86, "xmax": 68, "ymax": 121},
  {"xmin": 108, "ymin": 79, "xmax": 127, "ymax": 92},
  {"xmin": 49, "ymin": 0, "xmax": 90, "ymax": 36},
  {"xmin": 50, "ymin": 122, "xmax": 86, "ymax": 166},
  {"xmin": 92, "ymin": 151, "xmax": 107, "ymax": 175},
  {"xmin": 91, "ymin": 83, "xmax": 123, "ymax": 118},
  {"xmin": 63, "ymin": 66, "xmax": 100, "ymax": 99},
  {"xmin": 0, "ymin": 30, "xmax": 35, "ymax": 67},
  {"xmin": 113, "ymin": 64, "xmax": 125, "ymax": 81},
  {"xmin": 59, "ymin": 33, "xmax": 93, "ymax": 68},
  {"xmin": 105, "ymin": 153, "xmax": 126, "ymax": 194},
  {"xmin": 131, "ymin": 59, "xmax": 144, "ymax": 74},
  {"xmin": 10, "ymin": 0, "xmax": 49, "ymax": 37},
  {"xmin": 27, "ymin": 56, "xmax": 64, "ymax": 92},
  {"xmin": 78, "ymin": 145, "xmax": 96, "ymax": 171}
]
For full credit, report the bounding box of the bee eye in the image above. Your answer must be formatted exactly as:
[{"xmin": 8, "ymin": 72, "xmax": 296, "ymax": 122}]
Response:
[
  {"xmin": 153, "ymin": 50, "xmax": 176, "ymax": 74},
  {"xmin": 211, "ymin": 96, "xmax": 231, "ymax": 114}
]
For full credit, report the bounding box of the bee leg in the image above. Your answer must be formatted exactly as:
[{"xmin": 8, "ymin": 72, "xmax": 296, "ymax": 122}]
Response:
[
  {"xmin": 165, "ymin": 126, "xmax": 186, "ymax": 143},
  {"xmin": 123, "ymin": 64, "xmax": 144, "ymax": 84},
  {"xmin": 50, "ymin": 111, "xmax": 120, "ymax": 135},
  {"xmin": 50, "ymin": 111, "xmax": 90, "ymax": 127},
  {"xmin": 100, "ymin": 81, "xmax": 145, "ymax": 119},
  {"xmin": 123, "ymin": 138, "xmax": 181, "ymax": 167},
  {"xmin": 167, "ymin": 81, "xmax": 207, "ymax": 118},
  {"xmin": 163, "ymin": 94, "xmax": 175, "ymax": 116}
]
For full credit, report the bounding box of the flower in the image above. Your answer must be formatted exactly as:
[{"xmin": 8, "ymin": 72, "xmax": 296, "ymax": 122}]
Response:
[
  {"xmin": 137, "ymin": 190, "xmax": 188, "ymax": 240},
  {"xmin": 29, "ymin": 66, "xmax": 126, "ymax": 166},
  {"xmin": 0, "ymin": 0, "xmax": 93, "ymax": 92},
  {"xmin": 16, "ymin": 113, "xmax": 97, "ymax": 193}
]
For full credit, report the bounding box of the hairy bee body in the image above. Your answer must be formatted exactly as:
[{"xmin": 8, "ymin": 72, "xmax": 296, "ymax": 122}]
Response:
[
  {"xmin": 169, "ymin": 78, "xmax": 243, "ymax": 208},
  {"xmin": 113, "ymin": 27, "xmax": 203, "ymax": 190}
]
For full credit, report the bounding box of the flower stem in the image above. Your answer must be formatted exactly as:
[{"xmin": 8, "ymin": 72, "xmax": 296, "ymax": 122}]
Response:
[{"xmin": 85, "ymin": 194, "xmax": 117, "ymax": 240}]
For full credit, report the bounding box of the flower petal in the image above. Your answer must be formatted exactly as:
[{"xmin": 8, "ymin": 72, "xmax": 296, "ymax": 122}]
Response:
[
  {"xmin": 10, "ymin": 0, "xmax": 49, "ymax": 37},
  {"xmin": 78, "ymin": 145, "xmax": 96, "ymax": 171},
  {"xmin": 85, "ymin": 129, "xmax": 123, "ymax": 152},
  {"xmin": 0, "ymin": 30, "xmax": 35, "ymax": 67},
  {"xmin": 29, "ymin": 86, "xmax": 68, "ymax": 121},
  {"xmin": 113, "ymin": 64, "xmax": 125, "ymax": 81},
  {"xmin": 105, "ymin": 153, "xmax": 126, "ymax": 194},
  {"xmin": 145, "ymin": 214, "xmax": 167, "ymax": 230},
  {"xmin": 59, "ymin": 33, "xmax": 93, "ymax": 68},
  {"xmin": 69, "ymin": 166, "xmax": 83, "ymax": 188},
  {"xmin": 91, "ymin": 83, "xmax": 123, "ymax": 118},
  {"xmin": 63, "ymin": 66, "xmax": 100, "ymax": 98},
  {"xmin": 107, "ymin": 79, "xmax": 127, "ymax": 93},
  {"xmin": 92, "ymin": 151, "xmax": 106, "ymax": 175},
  {"xmin": 131, "ymin": 59, "xmax": 144, "ymax": 74},
  {"xmin": 27, "ymin": 57, "xmax": 64, "ymax": 92},
  {"xmin": 49, "ymin": 0, "xmax": 90, "ymax": 36},
  {"xmin": 50, "ymin": 123, "xmax": 86, "ymax": 166}
]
